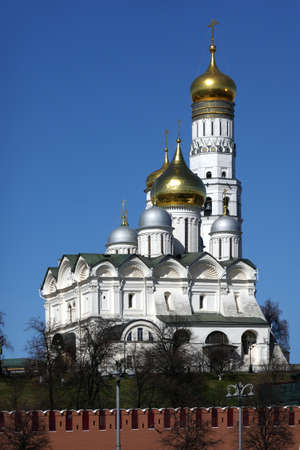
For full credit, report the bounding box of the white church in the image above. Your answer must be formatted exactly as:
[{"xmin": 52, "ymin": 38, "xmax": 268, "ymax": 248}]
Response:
[{"xmin": 41, "ymin": 31, "xmax": 288, "ymax": 372}]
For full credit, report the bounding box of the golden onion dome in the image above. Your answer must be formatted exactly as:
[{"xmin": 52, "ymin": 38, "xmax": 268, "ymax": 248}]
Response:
[
  {"xmin": 146, "ymin": 147, "xmax": 169, "ymax": 192},
  {"xmin": 151, "ymin": 138, "xmax": 206, "ymax": 208},
  {"xmin": 190, "ymin": 44, "xmax": 236, "ymax": 103}
]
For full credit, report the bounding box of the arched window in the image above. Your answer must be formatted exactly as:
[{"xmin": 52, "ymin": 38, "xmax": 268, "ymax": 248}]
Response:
[
  {"xmin": 164, "ymin": 292, "xmax": 171, "ymax": 311},
  {"xmin": 204, "ymin": 197, "xmax": 212, "ymax": 216},
  {"xmin": 205, "ymin": 331, "xmax": 229, "ymax": 345},
  {"xmin": 206, "ymin": 171, "xmax": 212, "ymax": 179},
  {"xmin": 148, "ymin": 235, "xmax": 151, "ymax": 256},
  {"xmin": 185, "ymin": 218, "xmax": 189, "ymax": 251},
  {"xmin": 242, "ymin": 331, "xmax": 256, "ymax": 355},
  {"xmin": 223, "ymin": 196, "xmax": 230, "ymax": 215},
  {"xmin": 221, "ymin": 171, "xmax": 226, "ymax": 178}
]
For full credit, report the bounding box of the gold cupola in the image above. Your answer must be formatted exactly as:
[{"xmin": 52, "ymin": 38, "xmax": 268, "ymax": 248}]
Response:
[
  {"xmin": 151, "ymin": 138, "xmax": 206, "ymax": 208},
  {"xmin": 190, "ymin": 43, "xmax": 236, "ymax": 103},
  {"xmin": 145, "ymin": 130, "xmax": 170, "ymax": 192}
]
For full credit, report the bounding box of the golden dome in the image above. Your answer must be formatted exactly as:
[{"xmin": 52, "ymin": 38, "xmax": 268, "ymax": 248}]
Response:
[
  {"xmin": 146, "ymin": 147, "xmax": 169, "ymax": 191},
  {"xmin": 151, "ymin": 138, "xmax": 206, "ymax": 208},
  {"xmin": 190, "ymin": 44, "xmax": 236, "ymax": 103}
]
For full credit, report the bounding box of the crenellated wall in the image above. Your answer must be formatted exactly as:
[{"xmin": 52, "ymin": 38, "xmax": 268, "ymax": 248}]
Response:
[{"xmin": 1, "ymin": 407, "xmax": 300, "ymax": 450}]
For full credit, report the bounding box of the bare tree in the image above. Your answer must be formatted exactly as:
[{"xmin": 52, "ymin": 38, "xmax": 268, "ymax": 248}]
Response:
[
  {"xmin": 127, "ymin": 344, "xmax": 155, "ymax": 408},
  {"xmin": 244, "ymin": 407, "xmax": 294, "ymax": 450},
  {"xmin": 73, "ymin": 318, "xmax": 118, "ymax": 409},
  {"xmin": 148, "ymin": 324, "xmax": 192, "ymax": 377},
  {"xmin": 261, "ymin": 299, "xmax": 289, "ymax": 353},
  {"xmin": 0, "ymin": 312, "xmax": 12, "ymax": 375},
  {"xmin": 0, "ymin": 411, "xmax": 51, "ymax": 450},
  {"xmin": 159, "ymin": 410, "xmax": 220, "ymax": 450},
  {"xmin": 26, "ymin": 318, "xmax": 65, "ymax": 409}
]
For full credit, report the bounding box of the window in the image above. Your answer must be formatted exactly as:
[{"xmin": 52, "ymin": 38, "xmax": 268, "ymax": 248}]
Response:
[
  {"xmin": 68, "ymin": 304, "xmax": 72, "ymax": 322},
  {"xmin": 243, "ymin": 408, "xmax": 249, "ymax": 426},
  {"xmin": 185, "ymin": 218, "xmax": 189, "ymax": 252},
  {"xmin": 132, "ymin": 410, "xmax": 138, "ymax": 429},
  {"xmin": 164, "ymin": 292, "xmax": 171, "ymax": 311},
  {"xmin": 164, "ymin": 409, "xmax": 170, "ymax": 428},
  {"xmin": 212, "ymin": 408, "xmax": 218, "ymax": 427},
  {"xmin": 221, "ymin": 171, "xmax": 226, "ymax": 178},
  {"xmin": 199, "ymin": 295, "xmax": 204, "ymax": 309},
  {"xmin": 206, "ymin": 332, "xmax": 229, "ymax": 345},
  {"xmin": 49, "ymin": 411, "xmax": 56, "ymax": 431},
  {"xmin": 227, "ymin": 408, "xmax": 233, "ymax": 427},
  {"xmin": 82, "ymin": 411, "xmax": 89, "ymax": 431},
  {"xmin": 99, "ymin": 410, "xmax": 106, "ymax": 430},
  {"xmin": 137, "ymin": 328, "xmax": 143, "ymax": 341},
  {"xmin": 148, "ymin": 410, "xmax": 154, "ymax": 429},
  {"xmin": 206, "ymin": 171, "xmax": 212, "ymax": 179},
  {"xmin": 128, "ymin": 294, "xmax": 134, "ymax": 309},
  {"xmin": 234, "ymin": 294, "xmax": 240, "ymax": 313},
  {"xmin": 204, "ymin": 197, "xmax": 212, "ymax": 216},
  {"xmin": 66, "ymin": 411, "xmax": 72, "ymax": 431},
  {"xmin": 242, "ymin": 331, "xmax": 256, "ymax": 354},
  {"xmin": 127, "ymin": 332, "xmax": 132, "ymax": 342}
]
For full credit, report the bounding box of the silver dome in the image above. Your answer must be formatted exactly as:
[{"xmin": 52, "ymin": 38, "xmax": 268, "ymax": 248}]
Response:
[
  {"xmin": 138, "ymin": 206, "xmax": 172, "ymax": 229},
  {"xmin": 211, "ymin": 215, "xmax": 240, "ymax": 234},
  {"xmin": 106, "ymin": 225, "xmax": 137, "ymax": 247}
]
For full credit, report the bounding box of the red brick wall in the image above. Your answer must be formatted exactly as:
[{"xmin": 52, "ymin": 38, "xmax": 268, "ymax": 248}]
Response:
[{"xmin": 1, "ymin": 407, "xmax": 300, "ymax": 450}]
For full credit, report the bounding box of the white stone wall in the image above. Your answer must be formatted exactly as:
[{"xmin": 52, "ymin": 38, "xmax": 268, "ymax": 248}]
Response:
[
  {"xmin": 210, "ymin": 232, "xmax": 241, "ymax": 260},
  {"xmin": 165, "ymin": 207, "xmax": 202, "ymax": 254},
  {"xmin": 137, "ymin": 228, "xmax": 172, "ymax": 257}
]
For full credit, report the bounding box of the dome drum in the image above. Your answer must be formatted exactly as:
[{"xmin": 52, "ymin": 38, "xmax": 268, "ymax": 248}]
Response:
[{"xmin": 192, "ymin": 100, "xmax": 234, "ymax": 121}]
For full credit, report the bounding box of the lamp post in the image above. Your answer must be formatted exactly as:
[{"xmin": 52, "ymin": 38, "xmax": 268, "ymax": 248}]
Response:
[
  {"xmin": 226, "ymin": 382, "xmax": 254, "ymax": 450},
  {"xmin": 114, "ymin": 360, "xmax": 126, "ymax": 450}
]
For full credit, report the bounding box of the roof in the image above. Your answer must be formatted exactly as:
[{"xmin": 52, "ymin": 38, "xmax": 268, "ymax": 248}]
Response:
[
  {"xmin": 157, "ymin": 313, "xmax": 267, "ymax": 326},
  {"xmin": 41, "ymin": 252, "xmax": 257, "ymax": 289}
]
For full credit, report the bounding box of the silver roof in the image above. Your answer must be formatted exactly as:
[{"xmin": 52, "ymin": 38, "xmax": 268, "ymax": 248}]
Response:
[
  {"xmin": 106, "ymin": 225, "xmax": 137, "ymax": 246},
  {"xmin": 211, "ymin": 215, "xmax": 240, "ymax": 234},
  {"xmin": 138, "ymin": 206, "xmax": 172, "ymax": 229}
]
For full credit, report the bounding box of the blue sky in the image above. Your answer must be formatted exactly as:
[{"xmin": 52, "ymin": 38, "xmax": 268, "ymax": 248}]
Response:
[{"xmin": 1, "ymin": 0, "xmax": 300, "ymax": 362}]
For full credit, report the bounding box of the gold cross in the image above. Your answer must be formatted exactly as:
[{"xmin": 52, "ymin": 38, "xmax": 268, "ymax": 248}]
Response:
[
  {"xmin": 177, "ymin": 120, "xmax": 181, "ymax": 139},
  {"xmin": 208, "ymin": 19, "xmax": 219, "ymax": 44},
  {"xmin": 164, "ymin": 129, "xmax": 168, "ymax": 147}
]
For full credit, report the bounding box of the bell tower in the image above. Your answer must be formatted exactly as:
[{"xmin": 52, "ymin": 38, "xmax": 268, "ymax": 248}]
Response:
[{"xmin": 189, "ymin": 21, "xmax": 242, "ymax": 251}]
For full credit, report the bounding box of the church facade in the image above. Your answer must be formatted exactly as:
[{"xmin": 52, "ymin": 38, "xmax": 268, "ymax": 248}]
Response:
[{"xmin": 41, "ymin": 35, "xmax": 287, "ymax": 372}]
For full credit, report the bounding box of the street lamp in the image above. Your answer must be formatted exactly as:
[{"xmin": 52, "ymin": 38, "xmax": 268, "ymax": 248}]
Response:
[
  {"xmin": 226, "ymin": 382, "xmax": 254, "ymax": 450},
  {"xmin": 113, "ymin": 360, "xmax": 126, "ymax": 450}
]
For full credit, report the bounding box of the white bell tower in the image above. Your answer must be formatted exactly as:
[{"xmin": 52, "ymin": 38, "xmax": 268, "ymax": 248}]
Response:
[{"xmin": 189, "ymin": 26, "xmax": 242, "ymax": 251}]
